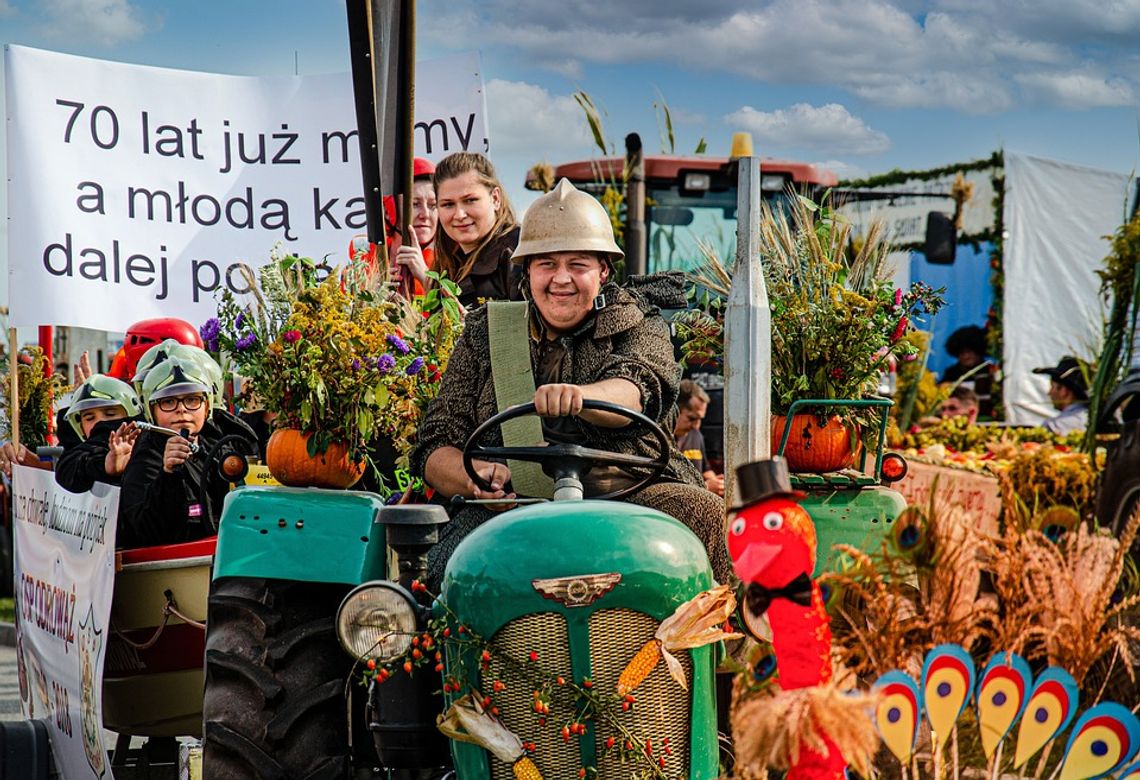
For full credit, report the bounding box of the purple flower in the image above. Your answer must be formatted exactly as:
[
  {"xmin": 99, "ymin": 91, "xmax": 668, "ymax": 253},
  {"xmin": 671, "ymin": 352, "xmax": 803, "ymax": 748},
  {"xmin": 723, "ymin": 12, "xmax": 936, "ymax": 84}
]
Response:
[
  {"xmin": 235, "ymin": 311, "xmax": 246, "ymax": 329},
  {"xmin": 235, "ymin": 332, "xmax": 257, "ymax": 351},
  {"xmin": 387, "ymin": 334, "xmax": 411, "ymax": 354},
  {"xmin": 406, "ymin": 356, "xmax": 425, "ymax": 376},
  {"xmin": 200, "ymin": 318, "xmax": 221, "ymax": 352},
  {"xmin": 376, "ymin": 354, "xmax": 396, "ymax": 374},
  {"xmin": 200, "ymin": 317, "xmax": 220, "ymax": 341},
  {"xmin": 351, "ymin": 358, "xmax": 361, "ymax": 370}
]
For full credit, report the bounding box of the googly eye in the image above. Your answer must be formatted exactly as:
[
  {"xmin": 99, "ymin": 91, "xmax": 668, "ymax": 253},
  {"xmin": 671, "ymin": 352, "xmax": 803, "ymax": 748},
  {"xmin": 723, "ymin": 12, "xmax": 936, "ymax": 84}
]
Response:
[
  {"xmin": 730, "ymin": 517, "xmax": 746, "ymax": 536},
  {"xmin": 762, "ymin": 512, "xmax": 784, "ymax": 531}
]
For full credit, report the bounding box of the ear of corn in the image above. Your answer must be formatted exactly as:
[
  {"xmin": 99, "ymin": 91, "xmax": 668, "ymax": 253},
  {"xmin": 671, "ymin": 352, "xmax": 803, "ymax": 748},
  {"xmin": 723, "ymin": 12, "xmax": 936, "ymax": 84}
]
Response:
[
  {"xmin": 617, "ymin": 638, "xmax": 662, "ymax": 695},
  {"xmin": 512, "ymin": 756, "xmax": 545, "ymax": 780}
]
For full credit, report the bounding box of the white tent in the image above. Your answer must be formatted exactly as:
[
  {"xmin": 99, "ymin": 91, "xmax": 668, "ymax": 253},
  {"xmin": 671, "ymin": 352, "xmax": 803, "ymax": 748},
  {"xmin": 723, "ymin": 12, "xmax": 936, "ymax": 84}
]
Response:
[{"xmin": 1002, "ymin": 153, "xmax": 1132, "ymax": 424}]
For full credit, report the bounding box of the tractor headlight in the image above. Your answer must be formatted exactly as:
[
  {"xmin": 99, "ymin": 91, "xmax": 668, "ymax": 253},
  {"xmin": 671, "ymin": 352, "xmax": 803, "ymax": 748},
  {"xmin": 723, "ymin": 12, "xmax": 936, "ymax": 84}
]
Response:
[{"xmin": 336, "ymin": 581, "xmax": 418, "ymax": 662}]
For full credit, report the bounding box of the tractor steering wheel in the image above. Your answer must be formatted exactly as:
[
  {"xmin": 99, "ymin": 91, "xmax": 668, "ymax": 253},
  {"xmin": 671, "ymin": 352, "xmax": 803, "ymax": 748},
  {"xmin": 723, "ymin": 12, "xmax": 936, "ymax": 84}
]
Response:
[{"xmin": 462, "ymin": 399, "xmax": 671, "ymax": 501}]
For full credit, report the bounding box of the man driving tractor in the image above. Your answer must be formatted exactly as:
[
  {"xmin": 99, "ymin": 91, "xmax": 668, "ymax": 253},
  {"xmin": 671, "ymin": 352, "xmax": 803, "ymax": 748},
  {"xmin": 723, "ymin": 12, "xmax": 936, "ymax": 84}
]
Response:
[{"xmin": 411, "ymin": 178, "xmax": 732, "ymax": 586}]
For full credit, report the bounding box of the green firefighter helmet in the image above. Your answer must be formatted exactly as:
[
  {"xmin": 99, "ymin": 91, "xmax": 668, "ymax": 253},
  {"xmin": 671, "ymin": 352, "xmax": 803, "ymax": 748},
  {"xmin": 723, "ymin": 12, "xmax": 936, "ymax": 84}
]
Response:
[
  {"xmin": 141, "ymin": 355, "xmax": 214, "ymax": 423},
  {"xmin": 66, "ymin": 375, "xmax": 142, "ymax": 439},
  {"xmin": 134, "ymin": 341, "xmax": 224, "ymax": 408},
  {"xmin": 132, "ymin": 338, "xmax": 187, "ymax": 395}
]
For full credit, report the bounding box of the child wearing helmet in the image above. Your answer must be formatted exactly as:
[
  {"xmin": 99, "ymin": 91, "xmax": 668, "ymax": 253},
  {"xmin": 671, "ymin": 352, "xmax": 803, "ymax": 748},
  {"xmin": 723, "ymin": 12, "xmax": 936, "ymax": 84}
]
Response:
[
  {"xmin": 117, "ymin": 355, "xmax": 256, "ymax": 549},
  {"xmin": 54, "ymin": 376, "xmax": 144, "ymax": 494}
]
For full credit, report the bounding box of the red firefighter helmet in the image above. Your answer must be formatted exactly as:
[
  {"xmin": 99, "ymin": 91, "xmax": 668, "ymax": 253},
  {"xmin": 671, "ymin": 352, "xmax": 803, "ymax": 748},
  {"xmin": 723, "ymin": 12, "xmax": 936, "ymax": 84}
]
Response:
[{"xmin": 107, "ymin": 318, "xmax": 204, "ymax": 380}]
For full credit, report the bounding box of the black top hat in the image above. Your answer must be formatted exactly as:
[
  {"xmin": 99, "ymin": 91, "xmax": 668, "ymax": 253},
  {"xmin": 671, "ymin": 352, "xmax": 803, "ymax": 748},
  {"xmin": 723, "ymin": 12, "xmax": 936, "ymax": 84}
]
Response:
[
  {"xmin": 730, "ymin": 457, "xmax": 805, "ymax": 512},
  {"xmin": 945, "ymin": 325, "xmax": 987, "ymax": 358},
  {"xmin": 1033, "ymin": 356, "xmax": 1088, "ymax": 400}
]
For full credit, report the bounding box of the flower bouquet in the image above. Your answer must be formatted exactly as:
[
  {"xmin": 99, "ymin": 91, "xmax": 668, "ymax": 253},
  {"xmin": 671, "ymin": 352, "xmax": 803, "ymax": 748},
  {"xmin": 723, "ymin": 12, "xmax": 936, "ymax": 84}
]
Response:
[
  {"xmin": 676, "ymin": 195, "xmax": 944, "ymax": 468},
  {"xmin": 2, "ymin": 347, "xmax": 67, "ymax": 447},
  {"xmin": 202, "ymin": 248, "xmax": 463, "ymax": 489}
]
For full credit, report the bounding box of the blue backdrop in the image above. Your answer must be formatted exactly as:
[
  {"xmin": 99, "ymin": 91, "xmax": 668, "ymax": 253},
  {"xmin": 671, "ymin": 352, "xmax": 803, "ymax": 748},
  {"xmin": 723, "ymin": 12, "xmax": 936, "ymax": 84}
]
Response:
[{"xmin": 910, "ymin": 241, "xmax": 995, "ymax": 380}]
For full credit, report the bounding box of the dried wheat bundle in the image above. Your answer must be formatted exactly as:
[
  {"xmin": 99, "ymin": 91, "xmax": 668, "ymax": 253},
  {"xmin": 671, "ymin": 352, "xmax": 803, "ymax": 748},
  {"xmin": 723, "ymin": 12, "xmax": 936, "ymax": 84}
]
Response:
[{"xmin": 731, "ymin": 675, "xmax": 879, "ymax": 778}]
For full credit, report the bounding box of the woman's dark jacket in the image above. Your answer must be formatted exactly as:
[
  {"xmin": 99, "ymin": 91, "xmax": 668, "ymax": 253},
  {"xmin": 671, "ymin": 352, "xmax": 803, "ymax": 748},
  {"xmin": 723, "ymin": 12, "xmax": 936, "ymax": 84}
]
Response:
[
  {"xmin": 410, "ymin": 273, "xmax": 704, "ymax": 492},
  {"xmin": 55, "ymin": 416, "xmax": 142, "ymax": 493},
  {"xmin": 118, "ymin": 410, "xmax": 257, "ymax": 549},
  {"xmin": 453, "ymin": 226, "xmax": 524, "ymax": 308}
]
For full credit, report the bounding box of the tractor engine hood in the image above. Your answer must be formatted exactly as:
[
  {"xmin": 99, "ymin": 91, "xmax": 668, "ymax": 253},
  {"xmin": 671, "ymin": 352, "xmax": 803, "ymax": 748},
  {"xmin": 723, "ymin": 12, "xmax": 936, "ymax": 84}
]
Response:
[{"xmin": 440, "ymin": 501, "xmax": 714, "ymax": 635}]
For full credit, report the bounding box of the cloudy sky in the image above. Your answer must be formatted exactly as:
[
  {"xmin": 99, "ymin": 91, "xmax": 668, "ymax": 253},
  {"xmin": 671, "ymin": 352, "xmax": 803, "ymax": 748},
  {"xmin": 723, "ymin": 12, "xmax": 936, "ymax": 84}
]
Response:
[
  {"xmin": 2, "ymin": 0, "xmax": 1138, "ymax": 196},
  {"xmin": 1, "ymin": 0, "xmax": 1138, "ymax": 324}
]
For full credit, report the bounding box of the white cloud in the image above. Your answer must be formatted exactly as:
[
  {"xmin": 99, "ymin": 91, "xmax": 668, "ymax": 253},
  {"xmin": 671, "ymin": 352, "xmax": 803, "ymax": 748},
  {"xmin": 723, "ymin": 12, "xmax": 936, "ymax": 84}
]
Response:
[
  {"xmin": 1015, "ymin": 71, "xmax": 1136, "ymax": 108},
  {"xmin": 37, "ymin": 0, "xmax": 149, "ymax": 46},
  {"xmin": 724, "ymin": 103, "xmax": 891, "ymax": 155},
  {"xmin": 539, "ymin": 58, "xmax": 584, "ymax": 80},
  {"xmin": 485, "ymin": 79, "xmax": 592, "ymax": 156},
  {"xmin": 853, "ymin": 72, "xmax": 1015, "ymax": 113}
]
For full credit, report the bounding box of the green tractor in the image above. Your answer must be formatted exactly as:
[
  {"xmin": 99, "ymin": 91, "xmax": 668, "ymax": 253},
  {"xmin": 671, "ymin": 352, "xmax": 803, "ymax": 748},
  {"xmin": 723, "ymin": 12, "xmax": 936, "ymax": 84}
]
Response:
[{"xmin": 200, "ymin": 400, "xmax": 724, "ymax": 778}]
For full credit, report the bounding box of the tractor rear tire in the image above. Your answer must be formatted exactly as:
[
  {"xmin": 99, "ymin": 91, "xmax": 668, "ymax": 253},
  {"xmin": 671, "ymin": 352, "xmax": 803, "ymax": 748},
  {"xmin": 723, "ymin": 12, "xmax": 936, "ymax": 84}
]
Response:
[
  {"xmin": 1097, "ymin": 419, "xmax": 1140, "ymax": 549},
  {"xmin": 202, "ymin": 577, "xmax": 355, "ymax": 780}
]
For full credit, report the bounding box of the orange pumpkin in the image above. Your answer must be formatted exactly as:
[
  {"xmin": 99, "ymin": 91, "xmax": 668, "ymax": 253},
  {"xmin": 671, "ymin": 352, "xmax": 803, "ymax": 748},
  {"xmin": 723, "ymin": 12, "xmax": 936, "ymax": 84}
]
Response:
[
  {"xmin": 771, "ymin": 414, "xmax": 858, "ymax": 473},
  {"xmin": 265, "ymin": 429, "xmax": 365, "ymax": 489}
]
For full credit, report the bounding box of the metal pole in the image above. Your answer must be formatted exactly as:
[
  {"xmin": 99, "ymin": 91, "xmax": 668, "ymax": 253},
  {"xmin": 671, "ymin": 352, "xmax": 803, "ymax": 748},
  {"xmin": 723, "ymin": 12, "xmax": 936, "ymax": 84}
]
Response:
[
  {"xmin": 624, "ymin": 133, "xmax": 646, "ymax": 277},
  {"xmin": 396, "ymin": 0, "xmax": 416, "ymax": 298},
  {"xmin": 345, "ymin": 0, "xmax": 385, "ymax": 249},
  {"xmin": 8, "ymin": 329, "xmax": 19, "ymax": 449},
  {"xmin": 722, "ymin": 156, "xmax": 770, "ymax": 508},
  {"xmin": 37, "ymin": 326, "xmax": 52, "ymax": 377}
]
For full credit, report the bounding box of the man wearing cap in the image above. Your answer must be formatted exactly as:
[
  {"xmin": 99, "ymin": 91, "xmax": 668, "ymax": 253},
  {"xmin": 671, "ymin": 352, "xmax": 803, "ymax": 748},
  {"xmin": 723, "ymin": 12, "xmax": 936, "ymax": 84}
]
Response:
[
  {"xmin": 411, "ymin": 179, "xmax": 732, "ymax": 586},
  {"xmin": 1033, "ymin": 356, "xmax": 1089, "ymax": 435}
]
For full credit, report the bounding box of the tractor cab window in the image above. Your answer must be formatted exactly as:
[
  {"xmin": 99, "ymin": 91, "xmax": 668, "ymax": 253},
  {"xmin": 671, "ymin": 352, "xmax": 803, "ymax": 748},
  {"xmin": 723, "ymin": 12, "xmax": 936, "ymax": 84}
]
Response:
[{"xmin": 645, "ymin": 186, "xmax": 797, "ymax": 274}]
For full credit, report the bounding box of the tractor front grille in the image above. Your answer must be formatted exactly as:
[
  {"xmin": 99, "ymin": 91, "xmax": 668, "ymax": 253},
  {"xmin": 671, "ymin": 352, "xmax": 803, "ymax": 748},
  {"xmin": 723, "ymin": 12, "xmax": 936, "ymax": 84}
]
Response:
[
  {"xmin": 483, "ymin": 613, "xmax": 576, "ymax": 780},
  {"xmin": 588, "ymin": 609, "xmax": 691, "ymax": 779},
  {"xmin": 480, "ymin": 608, "xmax": 692, "ymax": 778}
]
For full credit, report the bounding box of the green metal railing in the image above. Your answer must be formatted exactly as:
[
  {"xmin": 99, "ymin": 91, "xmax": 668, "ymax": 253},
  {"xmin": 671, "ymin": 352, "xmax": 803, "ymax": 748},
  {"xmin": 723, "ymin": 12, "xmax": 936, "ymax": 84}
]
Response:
[{"xmin": 775, "ymin": 397, "xmax": 894, "ymax": 486}]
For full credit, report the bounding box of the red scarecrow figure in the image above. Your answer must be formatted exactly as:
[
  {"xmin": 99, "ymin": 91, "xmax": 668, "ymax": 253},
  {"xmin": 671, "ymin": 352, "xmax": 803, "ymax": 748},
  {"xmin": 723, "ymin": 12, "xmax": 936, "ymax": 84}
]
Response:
[{"xmin": 727, "ymin": 457, "xmax": 848, "ymax": 780}]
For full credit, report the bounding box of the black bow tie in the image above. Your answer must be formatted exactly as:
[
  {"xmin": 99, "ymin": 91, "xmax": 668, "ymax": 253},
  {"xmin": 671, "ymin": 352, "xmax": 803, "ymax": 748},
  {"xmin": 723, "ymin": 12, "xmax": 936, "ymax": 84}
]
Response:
[{"xmin": 745, "ymin": 572, "xmax": 814, "ymax": 615}]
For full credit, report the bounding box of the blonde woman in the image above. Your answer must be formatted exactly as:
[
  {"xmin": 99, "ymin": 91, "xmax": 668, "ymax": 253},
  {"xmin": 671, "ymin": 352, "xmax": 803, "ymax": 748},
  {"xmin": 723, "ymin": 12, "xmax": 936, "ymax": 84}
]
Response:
[{"xmin": 432, "ymin": 152, "xmax": 523, "ymax": 307}]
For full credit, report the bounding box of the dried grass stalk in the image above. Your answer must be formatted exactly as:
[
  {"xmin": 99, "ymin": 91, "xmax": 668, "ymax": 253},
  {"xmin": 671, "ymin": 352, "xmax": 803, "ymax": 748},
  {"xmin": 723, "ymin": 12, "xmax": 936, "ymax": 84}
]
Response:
[{"xmin": 731, "ymin": 675, "xmax": 879, "ymax": 778}]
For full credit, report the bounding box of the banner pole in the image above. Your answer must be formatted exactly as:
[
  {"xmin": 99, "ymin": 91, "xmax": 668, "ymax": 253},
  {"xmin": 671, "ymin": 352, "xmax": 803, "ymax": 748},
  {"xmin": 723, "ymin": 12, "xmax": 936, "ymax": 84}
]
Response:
[
  {"xmin": 8, "ymin": 328, "xmax": 19, "ymax": 449},
  {"xmin": 398, "ymin": 0, "xmax": 416, "ymax": 299}
]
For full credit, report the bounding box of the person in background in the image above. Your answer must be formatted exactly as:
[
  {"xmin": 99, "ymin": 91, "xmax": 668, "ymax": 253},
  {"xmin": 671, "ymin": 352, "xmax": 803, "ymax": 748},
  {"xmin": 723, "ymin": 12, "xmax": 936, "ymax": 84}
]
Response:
[
  {"xmin": 937, "ymin": 385, "xmax": 980, "ymax": 425},
  {"xmin": 1033, "ymin": 356, "xmax": 1089, "ymax": 435},
  {"xmin": 674, "ymin": 379, "xmax": 725, "ymax": 496},
  {"xmin": 387, "ymin": 157, "xmax": 439, "ymax": 296},
  {"xmin": 55, "ymin": 376, "xmax": 143, "ymax": 493},
  {"xmin": 941, "ymin": 324, "xmax": 996, "ymax": 417},
  {"xmin": 941, "ymin": 326, "xmax": 987, "ymax": 382},
  {"xmin": 432, "ymin": 152, "xmax": 523, "ymax": 308},
  {"xmin": 118, "ymin": 356, "xmax": 257, "ymax": 548}
]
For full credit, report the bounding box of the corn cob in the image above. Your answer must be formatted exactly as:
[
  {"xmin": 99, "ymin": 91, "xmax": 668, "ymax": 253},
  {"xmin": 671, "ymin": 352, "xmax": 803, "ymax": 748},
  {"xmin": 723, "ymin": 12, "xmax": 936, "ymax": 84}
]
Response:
[
  {"xmin": 618, "ymin": 585, "xmax": 743, "ymax": 695},
  {"xmin": 617, "ymin": 639, "xmax": 662, "ymax": 695},
  {"xmin": 512, "ymin": 756, "xmax": 545, "ymax": 780}
]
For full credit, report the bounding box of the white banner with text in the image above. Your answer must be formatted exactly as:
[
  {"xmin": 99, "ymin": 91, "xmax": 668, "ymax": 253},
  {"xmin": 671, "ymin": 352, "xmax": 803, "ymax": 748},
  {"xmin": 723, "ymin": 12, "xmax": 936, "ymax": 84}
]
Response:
[
  {"xmin": 12, "ymin": 465, "xmax": 119, "ymax": 779},
  {"xmin": 5, "ymin": 45, "xmax": 487, "ymax": 330}
]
